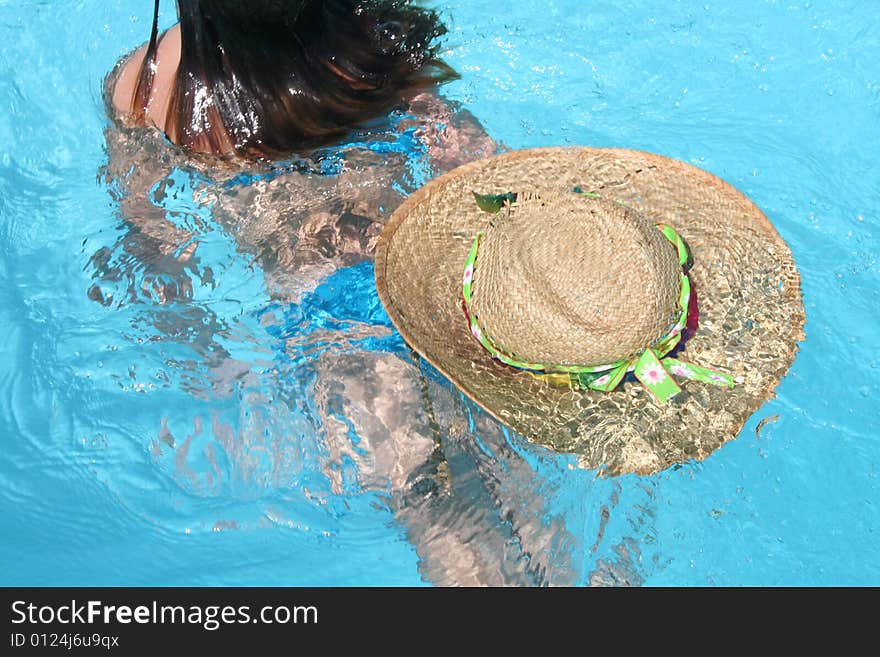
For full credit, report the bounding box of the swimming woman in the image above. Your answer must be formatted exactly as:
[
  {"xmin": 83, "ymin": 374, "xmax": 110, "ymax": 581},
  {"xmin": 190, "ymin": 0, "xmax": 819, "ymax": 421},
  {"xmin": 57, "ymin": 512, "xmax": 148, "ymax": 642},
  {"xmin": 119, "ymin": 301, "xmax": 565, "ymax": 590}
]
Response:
[{"xmin": 100, "ymin": 0, "xmax": 579, "ymax": 584}]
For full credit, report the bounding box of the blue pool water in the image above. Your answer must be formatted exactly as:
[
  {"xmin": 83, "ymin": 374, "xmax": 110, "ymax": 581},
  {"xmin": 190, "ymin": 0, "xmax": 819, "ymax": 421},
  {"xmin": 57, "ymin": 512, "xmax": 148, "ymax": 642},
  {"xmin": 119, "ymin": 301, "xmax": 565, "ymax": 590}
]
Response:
[{"xmin": 1, "ymin": 0, "xmax": 878, "ymax": 586}]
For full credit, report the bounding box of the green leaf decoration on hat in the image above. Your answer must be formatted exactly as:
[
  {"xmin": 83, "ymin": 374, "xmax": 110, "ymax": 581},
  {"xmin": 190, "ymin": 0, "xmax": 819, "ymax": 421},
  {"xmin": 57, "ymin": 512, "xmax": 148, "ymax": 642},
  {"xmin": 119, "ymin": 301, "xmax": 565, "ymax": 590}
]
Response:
[
  {"xmin": 572, "ymin": 187, "xmax": 602, "ymax": 198},
  {"xmin": 472, "ymin": 191, "xmax": 518, "ymax": 214}
]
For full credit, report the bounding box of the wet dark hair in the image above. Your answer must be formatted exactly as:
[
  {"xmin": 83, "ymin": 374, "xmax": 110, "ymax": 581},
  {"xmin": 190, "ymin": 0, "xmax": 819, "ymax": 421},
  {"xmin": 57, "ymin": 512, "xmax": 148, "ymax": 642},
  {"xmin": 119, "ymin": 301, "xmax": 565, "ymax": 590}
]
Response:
[{"xmin": 128, "ymin": 0, "xmax": 457, "ymax": 158}]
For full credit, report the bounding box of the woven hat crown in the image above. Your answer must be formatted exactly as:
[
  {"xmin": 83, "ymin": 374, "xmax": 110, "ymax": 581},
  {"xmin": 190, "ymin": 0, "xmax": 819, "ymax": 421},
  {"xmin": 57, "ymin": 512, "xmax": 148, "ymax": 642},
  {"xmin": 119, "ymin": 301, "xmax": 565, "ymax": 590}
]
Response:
[{"xmin": 469, "ymin": 192, "xmax": 682, "ymax": 367}]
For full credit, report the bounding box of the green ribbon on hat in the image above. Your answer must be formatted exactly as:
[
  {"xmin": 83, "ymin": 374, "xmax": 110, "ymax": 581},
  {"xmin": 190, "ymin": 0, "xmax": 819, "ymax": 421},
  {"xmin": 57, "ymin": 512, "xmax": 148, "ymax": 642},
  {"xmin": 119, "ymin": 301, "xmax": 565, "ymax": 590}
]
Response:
[{"xmin": 461, "ymin": 196, "xmax": 734, "ymax": 404}]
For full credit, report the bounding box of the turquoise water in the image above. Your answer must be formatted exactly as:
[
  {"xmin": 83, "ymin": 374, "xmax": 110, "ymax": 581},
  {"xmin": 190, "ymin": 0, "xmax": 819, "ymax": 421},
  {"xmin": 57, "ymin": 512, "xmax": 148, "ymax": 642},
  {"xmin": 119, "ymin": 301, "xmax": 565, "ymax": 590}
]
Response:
[{"xmin": 1, "ymin": 0, "xmax": 878, "ymax": 586}]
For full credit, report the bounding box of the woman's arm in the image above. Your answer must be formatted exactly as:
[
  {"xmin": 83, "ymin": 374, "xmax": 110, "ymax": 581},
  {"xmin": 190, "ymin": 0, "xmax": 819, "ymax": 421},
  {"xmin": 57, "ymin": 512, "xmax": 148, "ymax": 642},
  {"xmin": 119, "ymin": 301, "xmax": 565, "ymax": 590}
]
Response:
[
  {"xmin": 407, "ymin": 92, "xmax": 498, "ymax": 174},
  {"xmin": 94, "ymin": 123, "xmax": 201, "ymax": 305}
]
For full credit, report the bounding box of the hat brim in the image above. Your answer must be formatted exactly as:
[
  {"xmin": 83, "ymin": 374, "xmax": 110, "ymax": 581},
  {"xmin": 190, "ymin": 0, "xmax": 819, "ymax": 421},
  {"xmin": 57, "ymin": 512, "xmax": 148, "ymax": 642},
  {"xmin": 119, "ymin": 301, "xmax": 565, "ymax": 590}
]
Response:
[{"xmin": 375, "ymin": 147, "xmax": 805, "ymax": 475}]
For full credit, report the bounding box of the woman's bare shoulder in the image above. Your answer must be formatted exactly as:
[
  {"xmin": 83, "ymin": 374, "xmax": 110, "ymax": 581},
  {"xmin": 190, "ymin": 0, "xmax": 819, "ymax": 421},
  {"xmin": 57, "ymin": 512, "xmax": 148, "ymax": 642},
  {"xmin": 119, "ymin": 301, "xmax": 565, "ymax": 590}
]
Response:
[{"xmin": 107, "ymin": 25, "xmax": 181, "ymax": 133}]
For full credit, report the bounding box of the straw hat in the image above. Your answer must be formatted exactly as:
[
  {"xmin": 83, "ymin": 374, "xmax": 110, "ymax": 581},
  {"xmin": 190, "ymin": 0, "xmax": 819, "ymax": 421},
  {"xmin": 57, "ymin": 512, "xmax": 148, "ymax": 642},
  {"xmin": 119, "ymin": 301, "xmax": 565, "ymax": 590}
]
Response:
[{"xmin": 375, "ymin": 148, "xmax": 804, "ymax": 475}]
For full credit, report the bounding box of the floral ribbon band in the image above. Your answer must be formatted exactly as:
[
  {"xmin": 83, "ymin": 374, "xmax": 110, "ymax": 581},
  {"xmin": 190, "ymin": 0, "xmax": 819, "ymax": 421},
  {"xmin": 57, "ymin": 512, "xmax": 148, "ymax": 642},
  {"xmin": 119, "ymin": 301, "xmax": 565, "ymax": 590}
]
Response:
[{"xmin": 462, "ymin": 191, "xmax": 735, "ymax": 404}]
